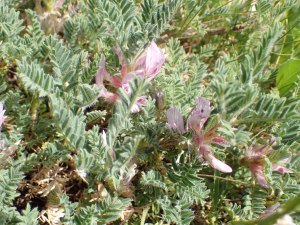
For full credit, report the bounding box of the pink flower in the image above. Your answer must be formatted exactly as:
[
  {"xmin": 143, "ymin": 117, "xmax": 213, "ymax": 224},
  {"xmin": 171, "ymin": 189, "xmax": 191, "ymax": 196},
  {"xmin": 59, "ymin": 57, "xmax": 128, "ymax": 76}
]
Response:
[
  {"xmin": 55, "ymin": 0, "xmax": 64, "ymax": 8},
  {"xmin": 271, "ymin": 157, "xmax": 293, "ymax": 173},
  {"xmin": 0, "ymin": 102, "xmax": 5, "ymax": 128},
  {"xmin": 95, "ymin": 56, "xmax": 121, "ymax": 102},
  {"xmin": 273, "ymin": 153, "xmax": 291, "ymax": 171},
  {"xmin": 187, "ymin": 97, "xmax": 211, "ymax": 142},
  {"xmin": 95, "ymin": 56, "xmax": 111, "ymax": 87},
  {"xmin": 242, "ymin": 138, "xmax": 293, "ymax": 188},
  {"xmin": 105, "ymin": 92, "xmax": 120, "ymax": 103},
  {"xmin": 131, "ymin": 96, "xmax": 147, "ymax": 113},
  {"xmin": 201, "ymin": 145, "xmax": 232, "ymax": 173},
  {"xmin": 98, "ymin": 86, "xmax": 108, "ymax": 98},
  {"xmin": 166, "ymin": 106, "xmax": 185, "ymax": 134},
  {"xmin": 121, "ymin": 71, "xmax": 148, "ymax": 113},
  {"xmin": 242, "ymin": 142, "xmax": 271, "ymax": 187},
  {"xmin": 120, "ymin": 65, "xmax": 127, "ymax": 77},
  {"xmin": 95, "ymin": 55, "xmax": 122, "ymax": 89},
  {"xmin": 166, "ymin": 97, "xmax": 232, "ymax": 173},
  {"xmin": 134, "ymin": 42, "xmax": 167, "ymax": 81},
  {"xmin": 122, "ymin": 70, "xmax": 145, "ymax": 95},
  {"xmin": 111, "ymin": 76, "xmax": 122, "ymax": 88},
  {"xmin": 195, "ymin": 97, "xmax": 211, "ymax": 117},
  {"xmin": 188, "ymin": 97, "xmax": 232, "ymax": 172},
  {"xmin": 249, "ymin": 164, "xmax": 270, "ymax": 188}
]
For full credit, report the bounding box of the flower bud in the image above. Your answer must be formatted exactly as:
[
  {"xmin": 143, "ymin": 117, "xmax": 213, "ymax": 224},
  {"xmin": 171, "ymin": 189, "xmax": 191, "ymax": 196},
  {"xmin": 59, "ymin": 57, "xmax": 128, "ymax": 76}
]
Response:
[{"xmin": 152, "ymin": 88, "xmax": 165, "ymax": 110}]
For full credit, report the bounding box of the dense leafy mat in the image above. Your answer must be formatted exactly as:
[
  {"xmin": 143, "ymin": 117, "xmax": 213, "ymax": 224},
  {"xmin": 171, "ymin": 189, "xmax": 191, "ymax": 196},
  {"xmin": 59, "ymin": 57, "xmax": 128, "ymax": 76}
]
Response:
[{"xmin": 0, "ymin": 0, "xmax": 300, "ymax": 224}]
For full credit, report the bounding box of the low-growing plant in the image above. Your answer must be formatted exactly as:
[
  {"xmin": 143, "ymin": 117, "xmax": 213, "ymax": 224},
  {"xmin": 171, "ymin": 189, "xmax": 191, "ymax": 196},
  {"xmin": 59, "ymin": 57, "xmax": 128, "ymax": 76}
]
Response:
[{"xmin": 0, "ymin": 0, "xmax": 300, "ymax": 224}]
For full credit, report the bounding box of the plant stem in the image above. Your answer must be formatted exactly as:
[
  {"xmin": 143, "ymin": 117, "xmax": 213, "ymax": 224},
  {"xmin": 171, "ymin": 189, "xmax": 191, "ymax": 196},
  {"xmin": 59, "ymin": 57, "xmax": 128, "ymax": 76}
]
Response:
[{"xmin": 140, "ymin": 206, "xmax": 150, "ymax": 225}]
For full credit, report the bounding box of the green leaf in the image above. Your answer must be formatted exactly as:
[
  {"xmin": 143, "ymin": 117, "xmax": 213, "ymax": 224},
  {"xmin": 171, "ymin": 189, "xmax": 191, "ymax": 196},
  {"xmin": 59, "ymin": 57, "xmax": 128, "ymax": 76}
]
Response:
[
  {"xmin": 49, "ymin": 95, "xmax": 86, "ymax": 150},
  {"xmin": 17, "ymin": 204, "xmax": 39, "ymax": 225},
  {"xmin": 276, "ymin": 58, "xmax": 300, "ymax": 96}
]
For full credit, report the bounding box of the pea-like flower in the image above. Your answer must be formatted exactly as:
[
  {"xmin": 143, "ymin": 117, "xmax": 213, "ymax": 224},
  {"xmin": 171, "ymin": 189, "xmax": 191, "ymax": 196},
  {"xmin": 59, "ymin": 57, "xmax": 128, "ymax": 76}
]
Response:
[
  {"xmin": 187, "ymin": 97, "xmax": 212, "ymax": 146},
  {"xmin": 166, "ymin": 106, "xmax": 185, "ymax": 135},
  {"xmin": 166, "ymin": 97, "xmax": 232, "ymax": 173},
  {"xmin": 95, "ymin": 42, "xmax": 167, "ymax": 112},
  {"xmin": 188, "ymin": 97, "xmax": 232, "ymax": 173},
  {"xmin": 242, "ymin": 139, "xmax": 293, "ymax": 188},
  {"xmin": 134, "ymin": 42, "xmax": 168, "ymax": 81},
  {"xmin": 95, "ymin": 56, "xmax": 120, "ymax": 102},
  {"xmin": 122, "ymin": 71, "xmax": 147, "ymax": 113},
  {"xmin": 95, "ymin": 55, "xmax": 110, "ymax": 96},
  {"xmin": 200, "ymin": 145, "xmax": 232, "ymax": 173},
  {"xmin": 271, "ymin": 157, "xmax": 293, "ymax": 173}
]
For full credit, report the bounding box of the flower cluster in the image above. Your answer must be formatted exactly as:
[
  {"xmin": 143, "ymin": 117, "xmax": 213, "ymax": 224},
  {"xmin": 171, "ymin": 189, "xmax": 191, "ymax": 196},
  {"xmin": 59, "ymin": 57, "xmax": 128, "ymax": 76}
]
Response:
[
  {"xmin": 165, "ymin": 97, "xmax": 294, "ymax": 185},
  {"xmin": 242, "ymin": 138, "xmax": 293, "ymax": 188},
  {"xmin": 95, "ymin": 42, "xmax": 168, "ymax": 113},
  {"xmin": 166, "ymin": 97, "xmax": 232, "ymax": 173}
]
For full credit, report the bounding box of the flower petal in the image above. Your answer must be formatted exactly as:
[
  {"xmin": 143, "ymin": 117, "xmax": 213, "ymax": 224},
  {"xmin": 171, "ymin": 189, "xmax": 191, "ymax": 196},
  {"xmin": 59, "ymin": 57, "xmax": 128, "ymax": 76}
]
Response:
[
  {"xmin": 250, "ymin": 165, "xmax": 270, "ymax": 188},
  {"xmin": 166, "ymin": 106, "xmax": 184, "ymax": 134},
  {"xmin": 105, "ymin": 92, "xmax": 120, "ymax": 103},
  {"xmin": 96, "ymin": 55, "xmax": 111, "ymax": 86},
  {"xmin": 271, "ymin": 165, "xmax": 293, "ymax": 173},
  {"xmin": 211, "ymin": 137, "xmax": 232, "ymax": 147},
  {"xmin": 122, "ymin": 70, "xmax": 145, "ymax": 85},
  {"xmin": 189, "ymin": 97, "xmax": 211, "ymax": 141},
  {"xmin": 279, "ymin": 157, "xmax": 291, "ymax": 163},
  {"xmin": 111, "ymin": 76, "xmax": 122, "ymax": 88},
  {"xmin": 145, "ymin": 42, "xmax": 166, "ymax": 80},
  {"xmin": 201, "ymin": 145, "xmax": 232, "ymax": 173},
  {"xmin": 99, "ymin": 86, "xmax": 108, "ymax": 98},
  {"xmin": 260, "ymin": 202, "xmax": 280, "ymax": 218},
  {"xmin": 255, "ymin": 172, "xmax": 270, "ymax": 188},
  {"xmin": 203, "ymin": 123, "xmax": 219, "ymax": 143},
  {"xmin": 194, "ymin": 97, "xmax": 211, "ymax": 118},
  {"xmin": 131, "ymin": 104, "xmax": 140, "ymax": 113},
  {"xmin": 187, "ymin": 115, "xmax": 204, "ymax": 137},
  {"xmin": 130, "ymin": 96, "xmax": 148, "ymax": 113}
]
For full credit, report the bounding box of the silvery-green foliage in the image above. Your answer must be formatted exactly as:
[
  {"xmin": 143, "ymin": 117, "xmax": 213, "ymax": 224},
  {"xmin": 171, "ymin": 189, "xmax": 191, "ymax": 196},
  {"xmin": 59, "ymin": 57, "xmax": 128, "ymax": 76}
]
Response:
[
  {"xmin": 0, "ymin": 0, "xmax": 300, "ymax": 224},
  {"xmin": 159, "ymin": 197, "xmax": 195, "ymax": 224}
]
